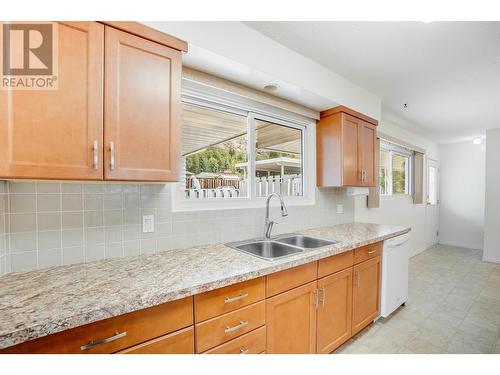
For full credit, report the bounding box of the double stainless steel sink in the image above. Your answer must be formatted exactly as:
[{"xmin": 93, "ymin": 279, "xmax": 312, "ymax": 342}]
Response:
[{"xmin": 227, "ymin": 234, "xmax": 338, "ymax": 260}]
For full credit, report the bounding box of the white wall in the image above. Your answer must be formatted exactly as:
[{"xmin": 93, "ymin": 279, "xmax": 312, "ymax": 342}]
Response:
[
  {"xmin": 483, "ymin": 128, "xmax": 500, "ymax": 263},
  {"xmin": 354, "ymin": 118, "xmax": 440, "ymax": 257},
  {"xmin": 439, "ymin": 140, "xmax": 485, "ymax": 250},
  {"xmin": 143, "ymin": 22, "xmax": 381, "ymax": 120}
]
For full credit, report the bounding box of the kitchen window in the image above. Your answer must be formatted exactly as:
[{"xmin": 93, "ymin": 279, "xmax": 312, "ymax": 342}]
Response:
[
  {"xmin": 173, "ymin": 81, "xmax": 315, "ymax": 211},
  {"xmin": 379, "ymin": 140, "xmax": 413, "ymax": 196}
]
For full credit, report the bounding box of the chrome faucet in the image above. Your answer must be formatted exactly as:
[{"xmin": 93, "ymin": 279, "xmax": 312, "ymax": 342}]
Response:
[{"xmin": 264, "ymin": 193, "xmax": 288, "ymax": 239}]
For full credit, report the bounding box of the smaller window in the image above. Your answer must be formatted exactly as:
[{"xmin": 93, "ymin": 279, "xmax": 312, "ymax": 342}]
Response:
[{"xmin": 379, "ymin": 140, "xmax": 413, "ymax": 196}]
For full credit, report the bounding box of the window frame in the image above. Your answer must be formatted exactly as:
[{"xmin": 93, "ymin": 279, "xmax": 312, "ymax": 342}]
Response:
[{"xmin": 172, "ymin": 81, "xmax": 316, "ymax": 212}]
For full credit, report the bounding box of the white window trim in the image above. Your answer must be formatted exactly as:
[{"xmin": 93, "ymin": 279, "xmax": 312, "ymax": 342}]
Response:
[{"xmin": 172, "ymin": 80, "xmax": 316, "ymax": 212}]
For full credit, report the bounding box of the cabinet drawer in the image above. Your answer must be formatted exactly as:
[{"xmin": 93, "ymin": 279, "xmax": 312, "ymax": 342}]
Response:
[
  {"xmin": 353, "ymin": 242, "xmax": 382, "ymax": 264},
  {"xmin": 117, "ymin": 326, "xmax": 194, "ymax": 354},
  {"xmin": 196, "ymin": 301, "xmax": 266, "ymax": 353},
  {"xmin": 195, "ymin": 277, "xmax": 265, "ymax": 322},
  {"xmin": 203, "ymin": 326, "xmax": 266, "ymax": 354},
  {"xmin": 318, "ymin": 251, "xmax": 353, "ymax": 278},
  {"xmin": 266, "ymin": 262, "xmax": 317, "ymax": 297},
  {"xmin": 2, "ymin": 297, "xmax": 193, "ymax": 354}
]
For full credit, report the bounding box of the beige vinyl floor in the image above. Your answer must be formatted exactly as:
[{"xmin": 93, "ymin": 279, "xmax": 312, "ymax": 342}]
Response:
[{"xmin": 336, "ymin": 245, "xmax": 500, "ymax": 354}]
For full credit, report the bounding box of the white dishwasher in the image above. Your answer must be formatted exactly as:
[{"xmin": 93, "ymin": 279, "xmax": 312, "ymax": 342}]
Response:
[{"xmin": 380, "ymin": 232, "xmax": 410, "ymax": 317}]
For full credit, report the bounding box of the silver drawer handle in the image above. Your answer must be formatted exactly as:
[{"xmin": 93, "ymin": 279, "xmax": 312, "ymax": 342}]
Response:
[
  {"xmin": 224, "ymin": 320, "xmax": 248, "ymax": 334},
  {"xmin": 109, "ymin": 141, "xmax": 115, "ymax": 171},
  {"xmin": 80, "ymin": 331, "xmax": 127, "ymax": 351},
  {"xmin": 240, "ymin": 347, "xmax": 249, "ymax": 354},
  {"xmin": 224, "ymin": 293, "xmax": 249, "ymax": 304},
  {"xmin": 92, "ymin": 141, "xmax": 98, "ymax": 170},
  {"xmin": 367, "ymin": 250, "xmax": 377, "ymax": 254},
  {"xmin": 320, "ymin": 287, "xmax": 326, "ymax": 306}
]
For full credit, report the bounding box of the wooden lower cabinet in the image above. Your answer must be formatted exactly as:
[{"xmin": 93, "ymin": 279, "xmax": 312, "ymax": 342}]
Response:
[
  {"xmin": 316, "ymin": 267, "xmax": 353, "ymax": 354},
  {"xmin": 1, "ymin": 245, "xmax": 385, "ymax": 354},
  {"xmin": 194, "ymin": 277, "xmax": 265, "ymax": 322},
  {"xmin": 352, "ymin": 256, "xmax": 382, "ymax": 336},
  {"xmin": 266, "ymin": 281, "xmax": 318, "ymax": 354},
  {"xmin": 195, "ymin": 301, "xmax": 265, "ymax": 353},
  {"xmin": 118, "ymin": 327, "xmax": 194, "ymax": 354},
  {"xmin": 203, "ymin": 326, "xmax": 266, "ymax": 354},
  {"xmin": 1, "ymin": 297, "xmax": 193, "ymax": 354}
]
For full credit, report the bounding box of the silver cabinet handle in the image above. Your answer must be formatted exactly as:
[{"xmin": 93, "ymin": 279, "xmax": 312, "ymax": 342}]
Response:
[
  {"xmin": 367, "ymin": 250, "xmax": 377, "ymax": 254},
  {"xmin": 388, "ymin": 240, "xmax": 409, "ymax": 248},
  {"xmin": 240, "ymin": 347, "xmax": 249, "ymax": 354},
  {"xmin": 313, "ymin": 289, "xmax": 319, "ymax": 308},
  {"xmin": 109, "ymin": 141, "xmax": 115, "ymax": 171},
  {"xmin": 319, "ymin": 287, "xmax": 326, "ymax": 306},
  {"xmin": 80, "ymin": 331, "xmax": 127, "ymax": 351},
  {"xmin": 354, "ymin": 272, "xmax": 360, "ymax": 288},
  {"xmin": 224, "ymin": 320, "xmax": 248, "ymax": 334},
  {"xmin": 92, "ymin": 141, "xmax": 98, "ymax": 170},
  {"xmin": 224, "ymin": 293, "xmax": 249, "ymax": 304}
]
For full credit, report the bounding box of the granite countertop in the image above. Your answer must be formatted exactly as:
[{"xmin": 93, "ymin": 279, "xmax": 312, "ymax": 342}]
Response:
[{"xmin": 0, "ymin": 222, "xmax": 410, "ymax": 350}]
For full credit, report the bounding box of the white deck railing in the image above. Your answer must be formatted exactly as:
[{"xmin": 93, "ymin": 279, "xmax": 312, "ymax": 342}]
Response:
[{"xmin": 185, "ymin": 175, "xmax": 302, "ymax": 200}]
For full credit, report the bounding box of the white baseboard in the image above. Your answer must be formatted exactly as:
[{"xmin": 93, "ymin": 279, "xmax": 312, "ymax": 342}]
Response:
[{"xmin": 437, "ymin": 241, "xmax": 482, "ymax": 251}]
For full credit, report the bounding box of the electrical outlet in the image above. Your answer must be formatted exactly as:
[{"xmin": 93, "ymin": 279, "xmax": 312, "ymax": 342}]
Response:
[
  {"xmin": 336, "ymin": 204, "xmax": 344, "ymax": 214},
  {"xmin": 142, "ymin": 215, "xmax": 154, "ymax": 233}
]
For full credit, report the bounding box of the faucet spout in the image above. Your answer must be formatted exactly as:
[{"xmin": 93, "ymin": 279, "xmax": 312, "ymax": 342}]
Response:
[{"xmin": 264, "ymin": 193, "xmax": 288, "ymax": 239}]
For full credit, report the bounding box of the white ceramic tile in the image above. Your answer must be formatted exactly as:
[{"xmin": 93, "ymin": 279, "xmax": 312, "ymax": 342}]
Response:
[
  {"xmin": 38, "ymin": 249, "xmax": 62, "ymax": 268},
  {"xmin": 10, "ymin": 251, "xmax": 37, "ymax": 272},
  {"xmin": 85, "ymin": 244, "xmax": 105, "ymax": 262}
]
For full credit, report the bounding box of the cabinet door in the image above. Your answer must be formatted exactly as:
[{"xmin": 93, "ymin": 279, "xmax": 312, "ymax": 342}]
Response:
[
  {"xmin": 117, "ymin": 326, "xmax": 194, "ymax": 354},
  {"xmin": 316, "ymin": 267, "xmax": 353, "ymax": 354},
  {"xmin": 266, "ymin": 281, "xmax": 317, "ymax": 354},
  {"xmin": 104, "ymin": 26, "xmax": 181, "ymax": 181},
  {"xmin": 0, "ymin": 22, "xmax": 104, "ymax": 180},
  {"xmin": 358, "ymin": 121, "xmax": 376, "ymax": 186},
  {"xmin": 352, "ymin": 256, "xmax": 381, "ymax": 336},
  {"xmin": 341, "ymin": 114, "xmax": 360, "ymax": 186}
]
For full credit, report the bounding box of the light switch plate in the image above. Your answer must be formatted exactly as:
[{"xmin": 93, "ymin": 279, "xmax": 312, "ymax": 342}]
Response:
[
  {"xmin": 336, "ymin": 204, "xmax": 344, "ymax": 214},
  {"xmin": 142, "ymin": 215, "xmax": 154, "ymax": 233}
]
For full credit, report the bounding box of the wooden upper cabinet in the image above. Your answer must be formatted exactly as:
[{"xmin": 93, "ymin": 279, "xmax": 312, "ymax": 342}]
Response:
[
  {"xmin": 316, "ymin": 267, "xmax": 353, "ymax": 354},
  {"xmin": 0, "ymin": 22, "xmax": 104, "ymax": 180},
  {"xmin": 266, "ymin": 281, "xmax": 318, "ymax": 354},
  {"xmin": 352, "ymin": 256, "xmax": 381, "ymax": 336},
  {"xmin": 317, "ymin": 106, "xmax": 377, "ymax": 187},
  {"xmin": 104, "ymin": 26, "xmax": 182, "ymax": 181},
  {"xmin": 358, "ymin": 121, "xmax": 376, "ymax": 186}
]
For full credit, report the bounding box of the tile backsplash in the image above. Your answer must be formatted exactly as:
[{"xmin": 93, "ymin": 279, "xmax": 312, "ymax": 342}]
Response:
[{"xmin": 0, "ymin": 181, "xmax": 354, "ymax": 275}]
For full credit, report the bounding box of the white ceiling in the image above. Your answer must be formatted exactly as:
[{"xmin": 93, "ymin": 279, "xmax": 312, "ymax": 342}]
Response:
[{"xmin": 245, "ymin": 22, "xmax": 500, "ymax": 143}]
